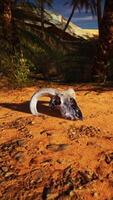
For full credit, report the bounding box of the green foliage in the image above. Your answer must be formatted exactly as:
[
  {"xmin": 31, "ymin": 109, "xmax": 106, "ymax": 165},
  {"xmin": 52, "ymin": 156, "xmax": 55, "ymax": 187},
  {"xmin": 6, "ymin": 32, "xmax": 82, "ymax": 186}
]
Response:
[
  {"xmin": 0, "ymin": 0, "xmax": 67, "ymax": 85},
  {"xmin": 8, "ymin": 54, "xmax": 30, "ymax": 87},
  {"xmin": 19, "ymin": 26, "xmax": 65, "ymax": 77},
  {"xmin": 0, "ymin": 47, "xmax": 30, "ymax": 87},
  {"xmin": 2, "ymin": 0, "xmax": 112, "ymax": 85}
]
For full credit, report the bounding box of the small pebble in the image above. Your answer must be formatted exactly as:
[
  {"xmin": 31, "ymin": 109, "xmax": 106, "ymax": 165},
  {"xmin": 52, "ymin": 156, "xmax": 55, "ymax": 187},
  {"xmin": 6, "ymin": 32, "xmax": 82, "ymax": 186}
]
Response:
[
  {"xmin": 5, "ymin": 172, "xmax": 14, "ymax": 178},
  {"xmin": 1, "ymin": 166, "xmax": 8, "ymax": 172}
]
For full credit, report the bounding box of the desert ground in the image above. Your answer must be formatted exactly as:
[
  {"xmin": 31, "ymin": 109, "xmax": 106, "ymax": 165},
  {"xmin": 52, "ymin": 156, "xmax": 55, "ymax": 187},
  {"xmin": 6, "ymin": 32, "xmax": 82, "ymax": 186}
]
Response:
[{"xmin": 0, "ymin": 79, "xmax": 113, "ymax": 200}]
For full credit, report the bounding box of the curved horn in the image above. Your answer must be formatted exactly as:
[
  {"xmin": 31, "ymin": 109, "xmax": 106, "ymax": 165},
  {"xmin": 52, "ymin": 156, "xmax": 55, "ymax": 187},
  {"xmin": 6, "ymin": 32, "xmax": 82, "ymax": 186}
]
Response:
[{"xmin": 30, "ymin": 88, "xmax": 58, "ymax": 115}]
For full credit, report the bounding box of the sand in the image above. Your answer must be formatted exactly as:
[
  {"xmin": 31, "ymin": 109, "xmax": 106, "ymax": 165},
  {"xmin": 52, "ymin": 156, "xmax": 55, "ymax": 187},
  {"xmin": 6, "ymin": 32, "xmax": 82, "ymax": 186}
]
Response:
[{"xmin": 0, "ymin": 81, "xmax": 113, "ymax": 200}]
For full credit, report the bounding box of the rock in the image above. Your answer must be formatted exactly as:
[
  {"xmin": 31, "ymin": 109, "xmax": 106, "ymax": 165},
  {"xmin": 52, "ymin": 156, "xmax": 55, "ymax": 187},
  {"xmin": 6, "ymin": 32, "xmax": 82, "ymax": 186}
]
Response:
[
  {"xmin": 0, "ymin": 169, "xmax": 3, "ymax": 176},
  {"xmin": 47, "ymin": 193, "xmax": 59, "ymax": 200},
  {"xmin": 105, "ymin": 152, "xmax": 113, "ymax": 164},
  {"xmin": 14, "ymin": 152, "xmax": 23, "ymax": 161},
  {"xmin": 17, "ymin": 140, "xmax": 24, "ymax": 146},
  {"xmin": 91, "ymin": 191, "xmax": 99, "ymax": 198},
  {"xmin": 4, "ymin": 172, "xmax": 15, "ymax": 180},
  {"xmin": 74, "ymin": 170, "xmax": 98, "ymax": 188},
  {"xmin": 29, "ymin": 121, "xmax": 35, "ymax": 125},
  {"xmin": 46, "ymin": 144, "xmax": 69, "ymax": 152},
  {"xmin": 1, "ymin": 166, "xmax": 9, "ymax": 173}
]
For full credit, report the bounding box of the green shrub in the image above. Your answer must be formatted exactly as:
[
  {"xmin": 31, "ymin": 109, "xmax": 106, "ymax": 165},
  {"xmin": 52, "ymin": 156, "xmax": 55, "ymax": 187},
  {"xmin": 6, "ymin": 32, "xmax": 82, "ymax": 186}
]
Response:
[{"xmin": 0, "ymin": 51, "xmax": 30, "ymax": 87}]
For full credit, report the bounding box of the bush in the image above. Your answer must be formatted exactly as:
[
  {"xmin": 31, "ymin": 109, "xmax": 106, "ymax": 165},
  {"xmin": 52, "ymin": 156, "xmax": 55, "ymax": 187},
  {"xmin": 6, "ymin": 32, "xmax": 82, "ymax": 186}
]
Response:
[{"xmin": 0, "ymin": 51, "xmax": 30, "ymax": 87}]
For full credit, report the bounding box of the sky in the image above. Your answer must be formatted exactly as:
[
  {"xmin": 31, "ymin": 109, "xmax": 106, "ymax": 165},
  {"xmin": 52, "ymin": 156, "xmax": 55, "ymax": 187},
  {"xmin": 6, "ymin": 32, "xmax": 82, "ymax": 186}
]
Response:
[{"xmin": 48, "ymin": 0, "xmax": 98, "ymax": 29}]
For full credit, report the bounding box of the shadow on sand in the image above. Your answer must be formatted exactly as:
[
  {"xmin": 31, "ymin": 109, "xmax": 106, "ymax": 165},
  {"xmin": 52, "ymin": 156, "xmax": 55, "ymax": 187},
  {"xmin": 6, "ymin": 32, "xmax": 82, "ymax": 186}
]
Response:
[{"xmin": 0, "ymin": 100, "xmax": 62, "ymax": 119}]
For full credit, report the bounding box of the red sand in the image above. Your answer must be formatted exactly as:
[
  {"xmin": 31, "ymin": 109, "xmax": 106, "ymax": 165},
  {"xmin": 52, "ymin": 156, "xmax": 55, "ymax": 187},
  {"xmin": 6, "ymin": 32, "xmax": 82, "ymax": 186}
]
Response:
[{"xmin": 0, "ymin": 81, "xmax": 113, "ymax": 200}]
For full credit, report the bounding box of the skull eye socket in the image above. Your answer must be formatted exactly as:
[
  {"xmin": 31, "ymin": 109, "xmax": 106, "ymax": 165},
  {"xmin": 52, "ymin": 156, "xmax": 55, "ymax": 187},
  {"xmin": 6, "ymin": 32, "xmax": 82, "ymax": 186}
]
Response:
[
  {"xmin": 49, "ymin": 95, "xmax": 61, "ymax": 109},
  {"xmin": 54, "ymin": 95, "xmax": 61, "ymax": 105},
  {"xmin": 70, "ymin": 98, "xmax": 77, "ymax": 108}
]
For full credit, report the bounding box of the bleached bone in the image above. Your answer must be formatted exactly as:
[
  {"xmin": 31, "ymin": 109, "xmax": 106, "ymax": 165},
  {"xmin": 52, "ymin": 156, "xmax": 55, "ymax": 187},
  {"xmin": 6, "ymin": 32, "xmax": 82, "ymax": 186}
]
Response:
[
  {"xmin": 30, "ymin": 88, "xmax": 75, "ymax": 115},
  {"xmin": 29, "ymin": 87, "xmax": 83, "ymax": 120}
]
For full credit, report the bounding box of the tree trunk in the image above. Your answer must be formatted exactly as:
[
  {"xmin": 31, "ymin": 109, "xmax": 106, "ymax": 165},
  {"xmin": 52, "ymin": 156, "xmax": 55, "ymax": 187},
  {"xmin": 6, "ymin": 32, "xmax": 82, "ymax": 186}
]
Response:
[
  {"xmin": 2, "ymin": 0, "xmax": 12, "ymax": 39},
  {"xmin": 40, "ymin": 0, "xmax": 45, "ymax": 38},
  {"xmin": 93, "ymin": 0, "xmax": 113, "ymax": 82},
  {"xmin": 96, "ymin": 0, "xmax": 102, "ymax": 36},
  {"xmin": 1, "ymin": 0, "xmax": 20, "ymax": 52},
  {"xmin": 63, "ymin": 2, "xmax": 76, "ymax": 33}
]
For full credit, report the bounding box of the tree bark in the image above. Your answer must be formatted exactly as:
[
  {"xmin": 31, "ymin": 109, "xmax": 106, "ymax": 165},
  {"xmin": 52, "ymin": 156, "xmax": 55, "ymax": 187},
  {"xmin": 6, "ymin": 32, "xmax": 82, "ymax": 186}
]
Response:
[
  {"xmin": 1, "ymin": 0, "xmax": 20, "ymax": 52},
  {"xmin": 2, "ymin": 0, "xmax": 12, "ymax": 38},
  {"xmin": 93, "ymin": 0, "xmax": 113, "ymax": 82},
  {"xmin": 63, "ymin": 2, "xmax": 76, "ymax": 33},
  {"xmin": 96, "ymin": 0, "xmax": 102, "ymax": 36}
]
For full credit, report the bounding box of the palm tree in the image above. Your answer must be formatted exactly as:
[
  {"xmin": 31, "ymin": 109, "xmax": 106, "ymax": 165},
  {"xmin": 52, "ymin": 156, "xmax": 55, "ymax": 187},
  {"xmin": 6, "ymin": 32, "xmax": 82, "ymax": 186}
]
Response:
[
  {"xmin": 63, "ymin": 0, "xmax": 96, "ymax": 33},
  {"xmin": 1, "ymin": 0, "xmax": 20, "ymax": 52},
  {"xmin": 93, "ymin": 0, "xmax": 113, "ymax": 82},
  {"xmin": 63, "ymin": 1, "xmax": 76, "ymax": 33},
  {"xmin": 63, "ymin": 0, "xmax": 113, "ymax": 82},
  {"xmin": 96, "ymin": 0, "xmax": 102, "ymax": 33},
  {"xmin": 1, "ymin": 0, "xmax": 13, "ymax": 39}
]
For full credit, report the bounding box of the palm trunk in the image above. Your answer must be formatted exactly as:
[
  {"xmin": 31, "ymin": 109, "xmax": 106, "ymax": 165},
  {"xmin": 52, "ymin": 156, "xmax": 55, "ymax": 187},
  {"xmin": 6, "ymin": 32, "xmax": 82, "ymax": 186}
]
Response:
[
  {"xmin": 96, "ymin": 0, "xmax": 102, "ymax": 36},
  {"xmin": 2, "ymin": 0, "xmax": 12, "ymax": 39},
  {"xmin": 40, "ymin": 0, "xmax": 45, "ymax": 37},
  {"xmin": 2, "ymin": 0, "xmax": 20, "ymax": 52},
  {"xmin": 63, "ymin": 2, "xmax": 76, "ymax": 33},
  {"xmin": 93, "ymin": 0, "xmax": 113, "ymax": 82}
]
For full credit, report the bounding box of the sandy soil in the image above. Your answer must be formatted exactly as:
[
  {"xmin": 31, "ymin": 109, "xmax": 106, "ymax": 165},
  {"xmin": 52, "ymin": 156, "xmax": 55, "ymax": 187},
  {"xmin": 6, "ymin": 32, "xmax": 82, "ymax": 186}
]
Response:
[{"xmin": 0, "ymin": 80, "xmax": 113, "ymax": 200}]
